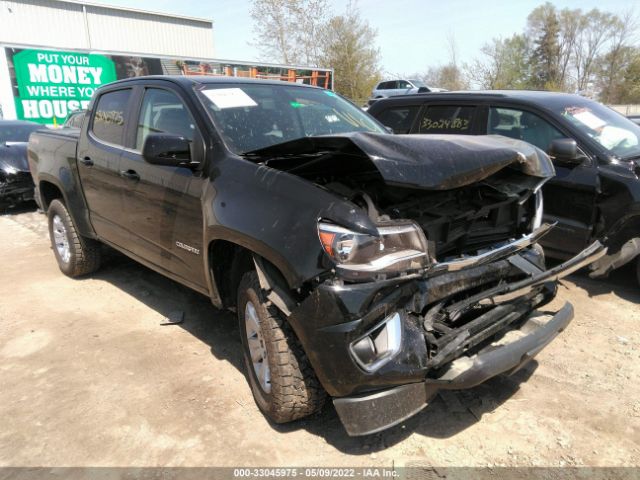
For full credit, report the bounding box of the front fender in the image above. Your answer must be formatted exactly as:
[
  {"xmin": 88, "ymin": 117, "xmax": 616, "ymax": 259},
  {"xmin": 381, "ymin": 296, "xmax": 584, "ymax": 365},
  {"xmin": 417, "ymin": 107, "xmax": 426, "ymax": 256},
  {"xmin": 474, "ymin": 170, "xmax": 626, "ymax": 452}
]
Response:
[{"xmin": 202, "ymin": 156, "xmax": 375, "ymax": 289}]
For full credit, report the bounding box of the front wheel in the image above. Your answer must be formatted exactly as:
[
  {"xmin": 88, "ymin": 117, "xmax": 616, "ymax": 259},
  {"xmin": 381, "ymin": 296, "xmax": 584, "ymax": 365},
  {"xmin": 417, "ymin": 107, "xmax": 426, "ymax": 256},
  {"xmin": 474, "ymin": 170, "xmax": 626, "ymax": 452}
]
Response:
[
  {"xmin": 237, "ymin": 271, "xmax": 325, "ymax": 423},
  {"xmin": 47, "ymin": 199, "xmax": 101, "ymax": 277},
  {"xmin": 636, "ymin": 257, "xmax": 640, "ymax": 288}
]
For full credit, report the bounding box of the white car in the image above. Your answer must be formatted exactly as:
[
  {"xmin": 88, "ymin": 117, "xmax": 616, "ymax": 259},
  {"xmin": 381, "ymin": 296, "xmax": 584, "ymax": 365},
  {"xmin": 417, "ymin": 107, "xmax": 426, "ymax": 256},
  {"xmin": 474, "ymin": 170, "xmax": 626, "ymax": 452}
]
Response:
[{"xmin": 370, "ymin": 79, "xmax": 446, "ymax": 101}]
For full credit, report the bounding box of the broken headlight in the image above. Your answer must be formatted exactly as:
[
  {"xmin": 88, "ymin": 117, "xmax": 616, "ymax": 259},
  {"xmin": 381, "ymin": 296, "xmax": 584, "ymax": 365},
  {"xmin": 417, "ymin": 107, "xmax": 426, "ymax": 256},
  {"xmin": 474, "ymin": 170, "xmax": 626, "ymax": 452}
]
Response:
[{"xmin": 318, "ymin": 220, "xmax": 429, "ymax": 278}]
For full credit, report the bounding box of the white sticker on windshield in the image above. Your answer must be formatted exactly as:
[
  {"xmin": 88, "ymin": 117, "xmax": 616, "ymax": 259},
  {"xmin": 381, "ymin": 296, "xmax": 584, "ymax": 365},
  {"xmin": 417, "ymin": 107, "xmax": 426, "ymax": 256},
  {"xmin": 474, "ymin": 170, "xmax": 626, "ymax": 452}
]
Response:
[
  {"xmin": 202, "ymin": 88, "xmax": 258, "ymax": 109},
  {"xmin": 572, "ymin": 110, "xmax": 606, "ymax": 130}
]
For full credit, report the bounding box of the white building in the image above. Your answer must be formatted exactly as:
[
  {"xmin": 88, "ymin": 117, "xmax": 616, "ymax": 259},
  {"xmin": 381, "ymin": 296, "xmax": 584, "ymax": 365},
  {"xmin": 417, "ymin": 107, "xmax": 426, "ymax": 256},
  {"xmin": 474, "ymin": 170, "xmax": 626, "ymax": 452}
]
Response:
[
  {"xmin": 0, "ymin": 0, "xmax": 215, "ymax": 58},
  {"xmin": 0, "ymin": 0, "xmax": 332, "ymax": 125},
  {"xmin": 0, "ymin": 0, "xmax": 214, "ymax": 122}
]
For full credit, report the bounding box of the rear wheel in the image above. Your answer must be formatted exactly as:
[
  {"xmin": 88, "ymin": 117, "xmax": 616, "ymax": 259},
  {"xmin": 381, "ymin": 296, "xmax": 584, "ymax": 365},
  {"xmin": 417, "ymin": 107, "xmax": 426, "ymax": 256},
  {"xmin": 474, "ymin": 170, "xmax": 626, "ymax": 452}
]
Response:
[
  {"xmin": 636, "ymin": 257, "xmax": 640, "ymax": 288},
  {"xmin": 237, "ymin": 271, "xmax": 325, "ymax": 423},
  {"xmin": 47, "ymin": 199, "xmax": 101, "ymax": 277}
]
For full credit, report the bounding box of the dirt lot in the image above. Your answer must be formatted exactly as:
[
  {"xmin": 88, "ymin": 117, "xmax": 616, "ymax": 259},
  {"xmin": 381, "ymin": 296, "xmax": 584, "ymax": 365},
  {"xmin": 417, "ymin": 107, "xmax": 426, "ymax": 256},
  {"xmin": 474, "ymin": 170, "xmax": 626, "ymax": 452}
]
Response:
[{"xmin": 0, "ymin": 207, "xmax": 639, "ymax": 469}]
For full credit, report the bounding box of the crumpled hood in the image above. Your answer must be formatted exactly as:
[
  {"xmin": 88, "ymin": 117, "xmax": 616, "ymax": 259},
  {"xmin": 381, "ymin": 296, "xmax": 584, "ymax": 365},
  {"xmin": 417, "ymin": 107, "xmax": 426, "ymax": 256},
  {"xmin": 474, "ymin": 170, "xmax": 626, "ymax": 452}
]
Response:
[
  {"xmin": 0, "ymin": 142, "xmax": 29, "ymax": 173},
  {"xmin": 246, "ymin": 132, "xmax": 555, "ymax": 190}
]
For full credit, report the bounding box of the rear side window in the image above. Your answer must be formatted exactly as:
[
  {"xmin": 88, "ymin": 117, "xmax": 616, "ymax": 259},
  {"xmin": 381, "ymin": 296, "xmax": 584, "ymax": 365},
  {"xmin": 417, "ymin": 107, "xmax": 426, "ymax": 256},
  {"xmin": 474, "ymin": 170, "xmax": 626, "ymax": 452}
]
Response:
[
  {"xmin": 92, "ymin": 89, "xmax": 131, "ymax": 146},
  {"xmin": 376, "ymin": 106, "xmax": 420, "ymax": 133},
  {"xmin": 417, "ymin": 105, "xmax": 476, "ymax": 134}
]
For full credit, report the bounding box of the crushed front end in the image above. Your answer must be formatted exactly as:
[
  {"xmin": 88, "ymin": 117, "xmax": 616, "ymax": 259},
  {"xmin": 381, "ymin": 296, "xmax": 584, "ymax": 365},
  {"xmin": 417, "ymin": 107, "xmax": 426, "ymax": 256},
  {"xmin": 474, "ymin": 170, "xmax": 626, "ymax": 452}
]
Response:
[
  {"xmin": 249, "ymin": 133, "xmax": 607, "ymax": 436},
  {"xmin": 288, "ymin": 223, "xmax": 605, "ymax": 435}
]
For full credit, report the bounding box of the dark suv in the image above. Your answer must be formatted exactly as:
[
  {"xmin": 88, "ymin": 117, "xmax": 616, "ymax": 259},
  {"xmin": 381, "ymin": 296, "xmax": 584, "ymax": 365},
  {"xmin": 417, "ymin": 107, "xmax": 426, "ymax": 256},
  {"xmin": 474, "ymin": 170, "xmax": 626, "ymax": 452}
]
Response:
[{"xmin": 369, "ymin": 91, "xmax": 640, "ymax": 284}]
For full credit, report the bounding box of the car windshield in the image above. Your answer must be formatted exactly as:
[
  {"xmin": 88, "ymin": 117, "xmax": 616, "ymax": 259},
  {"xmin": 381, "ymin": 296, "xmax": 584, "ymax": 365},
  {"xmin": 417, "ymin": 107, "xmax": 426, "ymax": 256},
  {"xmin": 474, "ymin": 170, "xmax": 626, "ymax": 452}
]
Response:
[
  {"xmin": 0, "ymin": 123, "xmax": 40, "ymax": 143},
  {"xmin": 196, "ymin": 83, "xmax": 386, "ymax": 154},
  {"xmin": 553, "ymin": 100, "xmax": 640, "ymax": 159},
  {"xmin": 409, "ymin": 79, "xmax": 427, "ymax": 88}
]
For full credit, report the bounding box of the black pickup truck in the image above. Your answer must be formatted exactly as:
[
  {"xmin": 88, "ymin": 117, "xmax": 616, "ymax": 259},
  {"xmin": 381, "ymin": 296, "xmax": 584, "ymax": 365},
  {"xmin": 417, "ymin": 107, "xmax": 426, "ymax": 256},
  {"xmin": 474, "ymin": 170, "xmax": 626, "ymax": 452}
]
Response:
[{"xmin": 28, "ymin": 76, "xmax": 605, "ymax": 436}]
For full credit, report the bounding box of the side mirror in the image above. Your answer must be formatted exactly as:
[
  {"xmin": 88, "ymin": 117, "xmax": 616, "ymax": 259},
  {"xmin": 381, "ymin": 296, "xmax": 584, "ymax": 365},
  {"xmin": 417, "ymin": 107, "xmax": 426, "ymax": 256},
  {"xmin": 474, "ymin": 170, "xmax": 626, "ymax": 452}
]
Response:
[
  {"xmin": 142, "ymin": 133, "xmax": 193, "ymax": 168},
  {"xmin": 549, "ymin": 138, "xmax": 581, "ymax": 164},
  {"xmin": 417, "ymin": 86, "xmax": 430, "ymax": 93}
]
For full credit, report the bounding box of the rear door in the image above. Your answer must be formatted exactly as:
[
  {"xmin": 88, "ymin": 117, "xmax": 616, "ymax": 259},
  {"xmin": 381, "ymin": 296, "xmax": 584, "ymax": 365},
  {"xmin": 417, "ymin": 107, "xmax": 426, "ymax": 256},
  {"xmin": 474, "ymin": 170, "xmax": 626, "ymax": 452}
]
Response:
[
  {"xmin": 118, "ymin": 84, "xmax": 208, "ymax": 288},
  {"xmin": 373, "ymin": 104, "xmax": 421, "ymax": 133},
  {"xmin": 486, "ymin": 105, "xmax": 599, "ymax": 256},
  {"xmin": 77, "ymin": 88, "xmax": 132, "ymax": 246}
]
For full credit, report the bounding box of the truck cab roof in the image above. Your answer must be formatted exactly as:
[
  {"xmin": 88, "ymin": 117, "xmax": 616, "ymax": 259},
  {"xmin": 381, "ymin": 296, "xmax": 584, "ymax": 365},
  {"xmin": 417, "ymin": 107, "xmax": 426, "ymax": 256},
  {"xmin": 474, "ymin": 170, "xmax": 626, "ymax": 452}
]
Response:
[
  {"xmin": 372, "ymin": 89, "xmax": 593, "ymax": 111},
  {"xmin": 103, "ymin": 75, "xmax": 325, "ymax": 90}
]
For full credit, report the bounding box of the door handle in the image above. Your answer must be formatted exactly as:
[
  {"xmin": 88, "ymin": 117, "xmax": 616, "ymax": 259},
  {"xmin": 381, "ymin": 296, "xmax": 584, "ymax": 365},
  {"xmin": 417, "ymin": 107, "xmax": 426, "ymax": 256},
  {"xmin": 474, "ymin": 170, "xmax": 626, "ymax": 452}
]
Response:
[
  {"xmin": 79, "ymin": 156, "xmax": 93, "ymax": 167},
  {"xmin": 119, "ymin": 169, "xmax": 140, "ymax": 181}
]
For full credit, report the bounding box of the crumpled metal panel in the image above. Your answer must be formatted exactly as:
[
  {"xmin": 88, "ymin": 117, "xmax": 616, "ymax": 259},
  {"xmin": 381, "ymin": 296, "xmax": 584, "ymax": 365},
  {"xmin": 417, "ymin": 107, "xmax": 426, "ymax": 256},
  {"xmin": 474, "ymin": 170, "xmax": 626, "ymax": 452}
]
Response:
[{"xmin": 246, "ymin": 132, "xmax": 555, "ymax": 190}]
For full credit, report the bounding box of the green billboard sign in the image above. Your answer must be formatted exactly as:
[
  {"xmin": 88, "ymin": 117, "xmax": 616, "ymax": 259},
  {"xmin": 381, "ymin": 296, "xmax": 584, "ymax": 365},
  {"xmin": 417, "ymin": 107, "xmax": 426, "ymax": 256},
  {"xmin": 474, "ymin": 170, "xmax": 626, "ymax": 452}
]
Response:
[{"xmin": 12, "ymin": 49, "xmax": 117, "ymax": 125}]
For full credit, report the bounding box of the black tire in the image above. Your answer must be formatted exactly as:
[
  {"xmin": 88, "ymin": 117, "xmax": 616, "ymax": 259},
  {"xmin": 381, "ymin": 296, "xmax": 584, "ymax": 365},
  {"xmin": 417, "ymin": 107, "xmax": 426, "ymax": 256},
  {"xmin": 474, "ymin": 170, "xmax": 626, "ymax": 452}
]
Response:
[
  {"xmin": 637, "ymin": 257, "xmax": 640, "ymax": 288},
  {"xmin": 47, "ymin": 199, "xmax": 101, "ymax": 277},
  {"xmin": 237, "ymin": 271, "xmax": 325, "ymax": 423}
]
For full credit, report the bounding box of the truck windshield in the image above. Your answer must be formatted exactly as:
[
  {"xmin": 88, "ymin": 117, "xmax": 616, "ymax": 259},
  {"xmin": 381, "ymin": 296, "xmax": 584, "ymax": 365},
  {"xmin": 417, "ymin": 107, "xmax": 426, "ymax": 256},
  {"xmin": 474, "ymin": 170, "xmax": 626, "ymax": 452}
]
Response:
[
  {"xmin": 554, "ymin": 101, "xmax": 640, "ymax": 159},
  {"xmin": 195, "ymin": 83, "xmax": 386, "ymax": 154}
]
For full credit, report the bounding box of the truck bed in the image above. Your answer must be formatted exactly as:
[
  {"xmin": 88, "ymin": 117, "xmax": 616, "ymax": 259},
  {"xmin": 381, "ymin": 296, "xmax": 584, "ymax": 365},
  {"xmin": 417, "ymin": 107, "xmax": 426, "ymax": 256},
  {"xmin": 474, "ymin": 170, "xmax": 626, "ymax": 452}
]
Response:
[{"xmin": 27, "ymin": 127, "xmax": 92, "ymax": 235}]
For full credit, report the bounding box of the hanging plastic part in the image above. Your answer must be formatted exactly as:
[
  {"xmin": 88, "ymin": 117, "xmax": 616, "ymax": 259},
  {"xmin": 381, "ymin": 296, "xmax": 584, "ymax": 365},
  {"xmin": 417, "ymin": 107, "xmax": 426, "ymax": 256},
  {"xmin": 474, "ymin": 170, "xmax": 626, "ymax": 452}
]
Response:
[{"xmin": 253, "ymin": 255, "xmax": 296, "ymax": 317}]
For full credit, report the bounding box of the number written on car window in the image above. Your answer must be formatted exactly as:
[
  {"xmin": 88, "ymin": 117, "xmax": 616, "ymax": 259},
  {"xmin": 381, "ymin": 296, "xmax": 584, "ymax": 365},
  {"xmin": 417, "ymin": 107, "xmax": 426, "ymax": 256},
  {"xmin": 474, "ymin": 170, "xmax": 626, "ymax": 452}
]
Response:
[{"xmin": 418, "ymin": 105, "xmax": 476, "ymax": 134}]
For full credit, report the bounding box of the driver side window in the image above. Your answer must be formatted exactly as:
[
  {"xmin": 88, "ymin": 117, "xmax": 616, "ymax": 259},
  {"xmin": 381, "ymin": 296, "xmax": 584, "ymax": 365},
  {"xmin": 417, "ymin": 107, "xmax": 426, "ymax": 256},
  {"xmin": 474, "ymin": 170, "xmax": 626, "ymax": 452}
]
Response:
[
  {"xmin": 136, "ymin": 88, "xmax": 196, "ymax": 150},
  {"xmin": 488, "ymin": 107, "xmax": 564, "ymax": 153}
]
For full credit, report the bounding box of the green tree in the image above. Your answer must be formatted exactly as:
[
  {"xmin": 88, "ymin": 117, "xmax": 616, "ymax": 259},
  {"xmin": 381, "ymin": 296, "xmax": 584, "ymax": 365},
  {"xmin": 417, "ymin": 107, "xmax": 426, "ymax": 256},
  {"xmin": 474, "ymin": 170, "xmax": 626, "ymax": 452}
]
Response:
[
  {"xmin": 597, "ymin": 10, "xmax": 637, "ymax": 103},
  {"xmin": 320, "ymin": 3, "xmax": 382, "ymax": 104},
  {"xmin": 418, "ymin": 33, "xmax": 468, "ymax": 90},
  {"xmin": 598, "ymin": 46, "xmax": 640, "ymax": 103},
  {"xmin": 466, "ymin": 34, "xmax": 531, "ymax": 89},
  {"xmin": 528, "ymin": 3, "xmax": 562, "ymax": 90},
  {"xmin": 573, "ymin": 9, "xmax": 616, "ymax": 93},
  {"xmin": 623, "ymin": 53, "xmax": 640, "ymax": 103},
  {"xmin": 249, "ymin": 0, "xmax": 329, "ymax": 66},
  {"xmin": 422, "ymin": 64, "xmax": 468, "ymax": 91},
  {"xmin": 556, "ymin": 7, "xmax": 583, "ymax": 89}
]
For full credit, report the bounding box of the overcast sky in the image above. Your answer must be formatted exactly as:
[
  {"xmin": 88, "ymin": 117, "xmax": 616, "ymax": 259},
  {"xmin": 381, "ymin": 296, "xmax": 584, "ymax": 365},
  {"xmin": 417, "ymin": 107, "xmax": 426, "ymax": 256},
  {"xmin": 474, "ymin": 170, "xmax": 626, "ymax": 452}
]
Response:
[{"xmin": 94, "ymin": 0, "xmax": 633, "ymax": 75}]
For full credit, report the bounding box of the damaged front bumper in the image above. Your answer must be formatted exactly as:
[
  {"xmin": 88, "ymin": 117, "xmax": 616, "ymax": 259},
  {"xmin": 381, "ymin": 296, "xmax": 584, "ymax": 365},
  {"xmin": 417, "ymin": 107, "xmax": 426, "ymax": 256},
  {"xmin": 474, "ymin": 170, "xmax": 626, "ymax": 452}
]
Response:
[
  {"xmin": 335, "ymin": 302, "xmax": 573, "ymax": 436},
  {"xmin": 286, "ymin": 236, "xmax": 606, "ymax": 436}
]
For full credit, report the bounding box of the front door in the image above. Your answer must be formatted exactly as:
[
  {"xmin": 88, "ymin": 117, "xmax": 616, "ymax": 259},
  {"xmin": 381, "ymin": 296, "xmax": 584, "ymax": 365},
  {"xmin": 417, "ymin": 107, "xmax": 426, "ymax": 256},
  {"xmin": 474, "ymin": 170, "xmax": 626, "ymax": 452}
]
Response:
[
  {"xmin": 77, "ymin": 87, "xmax": 132, "ymax": 247},
  {"xmin": 119, "ymin": 86, "xmax": 207, "ymax": 288}
]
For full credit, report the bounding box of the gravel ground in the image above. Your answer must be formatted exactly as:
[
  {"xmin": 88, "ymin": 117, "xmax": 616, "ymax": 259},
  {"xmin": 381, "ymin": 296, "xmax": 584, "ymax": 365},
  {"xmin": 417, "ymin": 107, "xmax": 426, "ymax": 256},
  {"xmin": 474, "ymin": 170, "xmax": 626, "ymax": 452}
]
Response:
[{"xmin": 0, "ymin": 207, "xmax": 638, "ymax": 470}]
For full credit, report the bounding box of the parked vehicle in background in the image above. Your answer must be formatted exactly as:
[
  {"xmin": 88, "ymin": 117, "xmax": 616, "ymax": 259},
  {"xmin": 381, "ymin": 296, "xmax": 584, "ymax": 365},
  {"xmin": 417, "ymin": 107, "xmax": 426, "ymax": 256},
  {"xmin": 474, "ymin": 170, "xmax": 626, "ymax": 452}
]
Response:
[
  {"xmin": 28, "ymin": 77, "xmax": 604, "ymax": 436},
  {"xmin": 368, "ymin": 91, "xmax": 640, "ymax": 285},
  {"xmin": 371, "ymin": 79, "xmax": 445, "ymax": 100},
  {"xmin": 0, "ymin": 119, "xmax": 42, "ymax": 208},
  {"xmin": 63, "ymin": 110, "xmax": 86, "ymax": 129}
]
